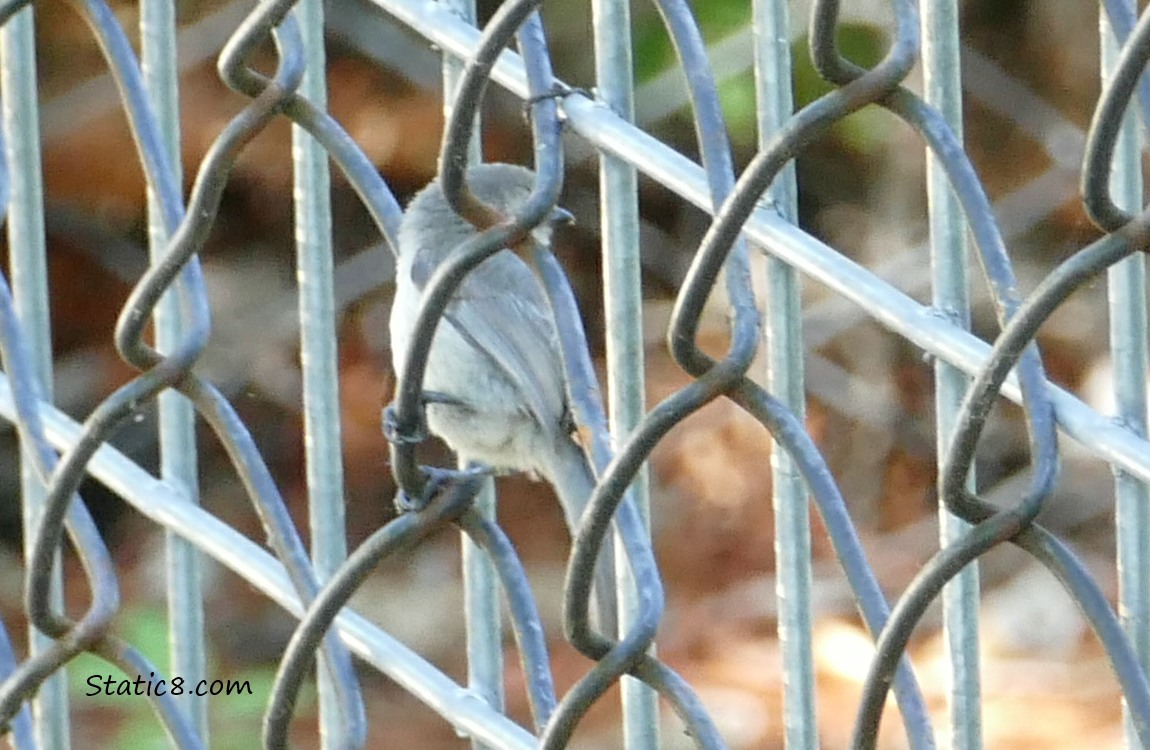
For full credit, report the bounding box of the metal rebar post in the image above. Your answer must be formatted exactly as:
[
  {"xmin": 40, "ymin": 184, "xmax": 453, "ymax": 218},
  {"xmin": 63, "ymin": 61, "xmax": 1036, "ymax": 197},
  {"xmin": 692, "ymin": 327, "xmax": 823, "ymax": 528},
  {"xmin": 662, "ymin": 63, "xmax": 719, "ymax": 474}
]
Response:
[
  {"xmin": 752, "ymin": 0, "xmax": 816, "ymax": 747},
  {"xmin": 141, "ymin": 0, "xmax": 208, "ymax": 741},
  {"xmin": 0, "ymin": 8, "xmax": 68, "ymax": 748},
  {"xmin": 291, "ymin": 1, "xmax": 356, "ymax": 745},
  {"xmin": 922, "ymin": 0, "xmax": 981, "ymax": 747},
  {"xmin": 439, "ymin": 1, "xmax": 505, "ymax": 744},
  {"xmin": 591, "ymin": 0, "xmax": 658, "ymax": 746},
  {"xmin": 1101, "ymin": 8, "xmax": 1150, "ymax": 749}
]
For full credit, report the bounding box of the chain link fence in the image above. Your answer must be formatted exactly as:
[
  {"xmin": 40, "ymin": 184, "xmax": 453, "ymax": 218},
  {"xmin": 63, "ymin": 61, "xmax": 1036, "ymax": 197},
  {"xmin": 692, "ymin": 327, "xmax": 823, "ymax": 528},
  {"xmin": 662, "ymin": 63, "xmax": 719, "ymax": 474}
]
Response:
[{"xmin": 0, "ymin": 0, "xmax": 1147, "ymax": 748}]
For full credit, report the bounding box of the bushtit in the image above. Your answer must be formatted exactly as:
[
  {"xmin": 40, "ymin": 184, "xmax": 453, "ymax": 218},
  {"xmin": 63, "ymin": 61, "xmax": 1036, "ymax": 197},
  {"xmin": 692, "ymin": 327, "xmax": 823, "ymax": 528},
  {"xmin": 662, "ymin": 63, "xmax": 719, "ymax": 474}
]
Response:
[{"xmin": 390, "ymin": 162, "xmax": 617, "ymax": 634}]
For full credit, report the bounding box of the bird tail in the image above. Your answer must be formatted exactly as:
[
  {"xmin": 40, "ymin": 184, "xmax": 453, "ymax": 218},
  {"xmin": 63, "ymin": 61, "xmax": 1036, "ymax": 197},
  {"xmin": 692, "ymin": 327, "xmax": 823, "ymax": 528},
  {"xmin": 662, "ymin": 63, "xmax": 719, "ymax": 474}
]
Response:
[{"xmin": 546, "ymin": 439, "xmax": 620, "ymax": 638}]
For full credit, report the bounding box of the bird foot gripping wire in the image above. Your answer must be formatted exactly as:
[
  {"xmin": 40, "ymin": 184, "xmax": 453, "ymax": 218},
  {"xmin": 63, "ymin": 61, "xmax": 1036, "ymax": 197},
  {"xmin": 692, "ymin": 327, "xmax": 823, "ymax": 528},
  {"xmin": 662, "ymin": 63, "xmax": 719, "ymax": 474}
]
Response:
[
  {"xmin": 382, "ymin": 394, "xmax": 492, "ymax": 512},
  {"xmin": 393, "ymin": 464, "xmax": 493, "ymax": 514},
  {"xmin": 380, "ymin": 390, "xmax": 462, "ymax": 451}
]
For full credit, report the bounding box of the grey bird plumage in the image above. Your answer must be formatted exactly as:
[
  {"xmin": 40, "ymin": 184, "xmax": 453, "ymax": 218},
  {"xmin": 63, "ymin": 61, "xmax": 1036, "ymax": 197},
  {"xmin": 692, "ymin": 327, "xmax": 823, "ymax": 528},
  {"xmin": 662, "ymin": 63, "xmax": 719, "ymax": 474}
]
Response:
[{"xmin": 390, "ymin": 163, "xmax": 618, "ymax": 633}]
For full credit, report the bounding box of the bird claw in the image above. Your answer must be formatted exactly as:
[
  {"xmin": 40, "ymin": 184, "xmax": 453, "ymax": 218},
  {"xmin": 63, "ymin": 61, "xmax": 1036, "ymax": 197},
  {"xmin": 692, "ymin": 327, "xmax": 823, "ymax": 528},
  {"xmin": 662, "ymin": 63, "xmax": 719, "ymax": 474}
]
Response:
[
  {"xmin": 382, "ymin": 391, "xmax": 462, "ymax": 447},
  {"xmin": 394, "ymin": 464, "xmax": 492, "ymax": 514},
  {"xmin": 381, "ymin": 403, "xmax": 425, "ymax": 446},
  {"xmin": 421, "ymin": 390, "xmax": 465, "ymax": 408}
]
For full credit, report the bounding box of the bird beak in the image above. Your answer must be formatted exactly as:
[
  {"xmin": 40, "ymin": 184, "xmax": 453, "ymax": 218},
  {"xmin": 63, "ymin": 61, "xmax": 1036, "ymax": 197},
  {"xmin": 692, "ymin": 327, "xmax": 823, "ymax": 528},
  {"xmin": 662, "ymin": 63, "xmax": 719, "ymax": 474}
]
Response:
[{"xmin": 549, "ymin": 206, "xmax": 575, "ymax": 227}]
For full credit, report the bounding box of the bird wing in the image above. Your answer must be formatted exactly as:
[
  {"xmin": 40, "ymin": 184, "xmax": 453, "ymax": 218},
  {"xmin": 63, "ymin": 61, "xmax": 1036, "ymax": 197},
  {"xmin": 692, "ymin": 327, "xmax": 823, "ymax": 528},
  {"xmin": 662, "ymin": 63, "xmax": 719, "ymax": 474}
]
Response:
[{"xmin": 414, "ymin": 245, "xmax": 566, "ymax": 434}]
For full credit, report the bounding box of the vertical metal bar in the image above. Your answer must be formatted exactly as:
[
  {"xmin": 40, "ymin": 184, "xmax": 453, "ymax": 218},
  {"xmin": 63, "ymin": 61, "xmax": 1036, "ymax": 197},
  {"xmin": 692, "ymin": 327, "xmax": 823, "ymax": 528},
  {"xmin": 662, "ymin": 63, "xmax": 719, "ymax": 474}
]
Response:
[
  {"xmin": 462, "ymin": 469, "xmax": 500, "ymax": 750},
  {"xmin": 922, "ymin": 1, "xmax": 982, "ymax": 748},
  {"xmin": 462, "ymin": 469, "xmax": 501, "ymax": 750},
  {"xmin": 291, "ymin": 2, "xmax": 350, "ymax": 746},
  {"xmin": 0, "ymin": 10, "xmax": 69, "ymax": 749},
  {"xmin": 590, "ymin": 0, "xmax": 658, "ymax": 746},
  {"xmin": 1100, "ymin": 9, "xmax": 1150, "ymax": 749},
  {"xmin": 439, "ymin": 1, "xmax": 503, "ymax": 743},
  {"xmin": 752, "ymin": 1, "xmax": 815, "ymax": 747},
  {"xmin": 141, "ymin": 2, "xmax": 208, "ymax": 741}
]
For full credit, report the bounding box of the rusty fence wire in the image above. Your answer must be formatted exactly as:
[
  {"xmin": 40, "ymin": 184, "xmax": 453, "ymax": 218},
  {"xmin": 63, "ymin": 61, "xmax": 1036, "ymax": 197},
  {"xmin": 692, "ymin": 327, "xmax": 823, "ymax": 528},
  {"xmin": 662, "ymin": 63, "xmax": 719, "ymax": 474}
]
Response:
[{"xmin": 0, "ymin": 0, "xmax": 1145, "ymax": 748}]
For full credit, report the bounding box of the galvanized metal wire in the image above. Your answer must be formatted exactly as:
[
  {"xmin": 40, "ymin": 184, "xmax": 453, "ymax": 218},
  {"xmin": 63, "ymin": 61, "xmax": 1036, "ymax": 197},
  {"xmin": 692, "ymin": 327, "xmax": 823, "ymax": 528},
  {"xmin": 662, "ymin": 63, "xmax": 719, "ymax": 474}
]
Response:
[{"xmin": 0, "ymin": 0, "xmax": 1144, "ymax": 748}]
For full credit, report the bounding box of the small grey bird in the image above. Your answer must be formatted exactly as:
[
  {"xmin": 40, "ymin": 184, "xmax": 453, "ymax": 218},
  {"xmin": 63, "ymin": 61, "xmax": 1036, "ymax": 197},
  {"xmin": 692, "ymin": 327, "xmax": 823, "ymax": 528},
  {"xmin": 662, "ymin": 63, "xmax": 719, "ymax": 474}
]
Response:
[{"xmin": 390, "ymin": 162, "xmax": 618, "ymax": 634}]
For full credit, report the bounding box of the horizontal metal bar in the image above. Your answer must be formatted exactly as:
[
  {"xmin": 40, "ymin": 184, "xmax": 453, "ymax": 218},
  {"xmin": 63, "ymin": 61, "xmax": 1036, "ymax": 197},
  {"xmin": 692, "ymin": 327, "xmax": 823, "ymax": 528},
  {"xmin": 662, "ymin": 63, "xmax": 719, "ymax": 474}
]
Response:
[
  {"xmin": 0, "ymin": 375, "xmax": 537, "ymax": 750},
  {"xmin": 367, "ymin": 0, "xmax": 1150, "ymax": 485}
]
